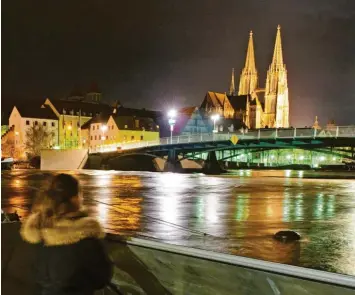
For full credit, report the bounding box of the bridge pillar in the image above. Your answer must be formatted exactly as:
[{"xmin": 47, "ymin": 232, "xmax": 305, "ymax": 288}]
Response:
[
  {"xmin": 203, "ymin": 151, "xmax": 226, "ymax": 175},
  {"xmin": 164, "ymin": 149, "xmax": 182, "ymax": 172}
]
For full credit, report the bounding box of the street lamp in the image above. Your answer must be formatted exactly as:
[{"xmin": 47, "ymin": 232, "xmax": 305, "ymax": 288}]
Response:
[
  {"xmin": 211, "ymin": 114, "xmax": 220, "ymax": 133},
  {"xmin": 168, "ymin": 109, "xmax": 176, "ymax": 144}
]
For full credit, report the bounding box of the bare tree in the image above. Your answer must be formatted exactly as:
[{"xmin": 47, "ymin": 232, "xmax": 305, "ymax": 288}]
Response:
[
  {"xmin": 1, "ymin": 138, "xmax": 16, "ymax": 158},
  {"xmin": 25, "ymin": 124, "xmax": 54, "ymax": 158}
]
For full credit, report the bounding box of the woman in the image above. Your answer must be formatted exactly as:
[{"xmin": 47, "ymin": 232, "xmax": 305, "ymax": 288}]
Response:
[{"xmin": 21, "ymin": 173, "xmax": 113, "ymax": 295}]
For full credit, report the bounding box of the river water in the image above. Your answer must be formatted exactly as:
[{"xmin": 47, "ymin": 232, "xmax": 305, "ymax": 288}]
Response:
[{"xmin": 2, "ymin": 169, "xmax": 355, "ymax": 276}]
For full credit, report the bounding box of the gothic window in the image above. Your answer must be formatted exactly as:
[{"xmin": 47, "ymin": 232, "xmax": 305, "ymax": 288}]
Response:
[
  {"xmin": 34, "ymin": 121, "xmax": 38, "ymax": 126},
  {"xmin": 43, "ymin": 122, "xmax": 47, "ymax": 126},
  {"xmin": 52, "ymin": 122, "xmax": 55, "ymax": 127},
  {"xmin": 26, "ymin": 120, "xmax": 30, "ymax": 125}
]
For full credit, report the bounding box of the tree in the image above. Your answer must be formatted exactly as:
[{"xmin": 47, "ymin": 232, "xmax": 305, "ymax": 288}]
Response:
[{"xmin": 25, "ymin": 124, "xmax": 54, "ymax": 158}]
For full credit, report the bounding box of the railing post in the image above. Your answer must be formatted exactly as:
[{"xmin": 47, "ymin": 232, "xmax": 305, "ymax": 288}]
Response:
[
  {"xmin": 294, "ymin": 127, "xmax": 297, "ymax": 138},
  {"xmin": 177, "ymin": 136, "xmax": 179, "ymax": 143},
  {"xmin": 275, "ymin": 128, "xmax": 278, "ymax": 139},
  {"xmin": 336, "ymin": 126, "xmax": 339, "ymax": 138},
  {"xmin": 188, "ymin": 134, "xmax": 191, "ymax": 143},
  {"xmin": 200, "ymin": 134, "xmax": 203, "ymax": 142},
  {"xmin": 313, "ymin": 128, "xmax": 317, "ymax": 139},
  {"xmin": 258, "ymin": 129, "xmax": 260, "ymax": 140}
]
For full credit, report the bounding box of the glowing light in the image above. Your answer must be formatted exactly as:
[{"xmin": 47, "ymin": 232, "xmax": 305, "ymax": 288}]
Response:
[
  {"xmin": 320, "ymin": 156, "xmax": 325, "ymax": 161},
  {"xmin": 286, "ymin": 155, "xmax": 291, "ymax": 160},
  {"xmin": 53, "ymin": 145, "xmax": 60, "ymax": 150},
  {"xmin": 15, "ymin": 131, "xmax": 19, "ymax": 136},
  {"xmin": 168, "ymin": 109, "xmax": 177, "ymax": 118},
  {"xmin": 299, "ymin": 156, "xmax": 304, "ymax": 160},
  {"xmin": 271, "ymin": 155, "xmax": 275, "ymax": 159},
  {"xmin": 101, "ymin": 136, "xmax": 106, "ymax": 140},
  {"xmin": 67, "ymin": 125, "xmax": 72, "ymax": 130},
  {"xmin": 211, "ymin": 114, "xmax": 220, "ymax": 121},
  {"xmin": 285, "ymin": 170, "xmax": 291, "ymax": 177},
  {"xmin": 332, "ymin": 157, "xmax": 336, "ymax": 161},
  {"xmin": 313, "ymin": 163, "xmax": 319, "ymax": 168},
  {"xmin": 101, "ymin": 125, "xmax": 108, "ymax": 132},
  {"xmin": 298, "ymin": 171, "xmax": 304, "ymax": 178}
]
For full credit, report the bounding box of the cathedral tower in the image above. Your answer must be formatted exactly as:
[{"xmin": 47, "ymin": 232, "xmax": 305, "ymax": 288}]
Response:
[
  {"xmin": 264, "ymin": 25, "xmax": 289, "ymax": 128},
  {"xmin": 238, "ymin": 31, "xmax": 258, "ymax": 95}
]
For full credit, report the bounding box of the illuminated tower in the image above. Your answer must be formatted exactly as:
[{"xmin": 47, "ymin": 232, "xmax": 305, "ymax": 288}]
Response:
[
  {"xmin": 264, "ymin": 25, "xmax": 289, "ymax": 128},
  {"xmin": 229, "ymin": 68, "xmax": 236, "ymax": 95},
  {"xmin": 238, "ymin": 31, "xmax": 258, "ymax": 95}
]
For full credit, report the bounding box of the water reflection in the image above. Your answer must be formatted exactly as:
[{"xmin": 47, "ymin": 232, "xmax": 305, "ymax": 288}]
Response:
[{"xmin": 2, "ymin": 170, "xmax": 355, "ymax": 275}]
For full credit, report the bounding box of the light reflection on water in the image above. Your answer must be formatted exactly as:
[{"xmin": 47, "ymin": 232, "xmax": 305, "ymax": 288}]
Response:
[{"xmin": 2, "ymin": 169, "xmax": 355, "ymax": 276}]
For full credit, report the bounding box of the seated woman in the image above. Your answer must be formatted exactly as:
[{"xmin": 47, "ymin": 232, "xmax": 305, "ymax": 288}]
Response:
[{"xmin": 21, "ymin": 173, "xmax": 113, "ymax": 295}]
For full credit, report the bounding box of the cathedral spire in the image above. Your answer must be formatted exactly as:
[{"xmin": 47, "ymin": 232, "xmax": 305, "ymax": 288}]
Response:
[
  {"xmin": 229, "ymin": 68, "xmax": 235, "ymax": 95},
  {"xmin": 271, "ymin": 25, "xmax": 284, "ymax": 70},
  {"xmin": 244, "ymin": 31, "xmax": 256, "ymax": 72},
  {"xmin": 264, "ymin": 25, "xmax": 289, "ymax": 128},
  {"xmin": 238, "ymin": 30, "xmax": 258, "ymax": 95}
]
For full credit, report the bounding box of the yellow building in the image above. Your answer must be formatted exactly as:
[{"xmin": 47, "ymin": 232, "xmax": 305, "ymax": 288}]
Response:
[
  {"xmin": 82, "ymin": 107, "xmax": 160, "ymax": 153},
  {"xmin": 44, "ymin": 98, "xmax": 113, "ymax": 149}
]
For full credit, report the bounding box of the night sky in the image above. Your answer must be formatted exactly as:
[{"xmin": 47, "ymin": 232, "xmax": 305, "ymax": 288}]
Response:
[{"xmin": 2, "ymin": 0, "xmax": 355, "ymax": 126}]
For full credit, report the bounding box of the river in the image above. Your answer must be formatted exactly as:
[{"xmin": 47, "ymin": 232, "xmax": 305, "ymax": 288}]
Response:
[{"xmin": 2, "ymin": 169, "xmax": 355, "ymax": 276}]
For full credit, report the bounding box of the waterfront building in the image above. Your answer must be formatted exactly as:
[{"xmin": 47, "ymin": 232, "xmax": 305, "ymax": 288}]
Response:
[
  {"xmin": 83, "ymin": 106, "xmax": 160, "ymax": 152},
  {"xmin": 226, "ymin": 25, "xmax": 289, "ymax": 129},
  {"xmin": 7, "ymin": 105, "xmax": 59, "ymax": 159},
  {"xmin": 1, "ymin": 126, "xmax": 15, "ymax": 158},
  {"xmin": 44, "ymin": 97, "xmax": 113, "ymax": 149}
]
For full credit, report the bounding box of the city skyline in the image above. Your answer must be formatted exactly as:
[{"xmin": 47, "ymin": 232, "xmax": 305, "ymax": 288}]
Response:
[{"xmin": 2, "ymin": 0, "xmax": 355, "ymax": 126}]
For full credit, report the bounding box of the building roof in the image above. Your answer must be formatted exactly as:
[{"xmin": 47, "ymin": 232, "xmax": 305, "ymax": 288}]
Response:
[
  {"xmin": 112, "ymin": 115, "xmax": 158, "ymax": 131},
  {"xmin": 114, "ymin": 107, "xmax": 163, "ymax": 120},
  {"xmin": 15, "ymin": 105, "xmax": 58, "ymax": 120},
  {"xmin": 206, "ymin": 91, "xmax": 227, "ymax": 108},
  {"xmin": 227, "ymin": 95, "xmax": 249, "ymax": 111},
  {"xmin": 47, "ymin": 99, "xmax": 113, "ymax": 117}
]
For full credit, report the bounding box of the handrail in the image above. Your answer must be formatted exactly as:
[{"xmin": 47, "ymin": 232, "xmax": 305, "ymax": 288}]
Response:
[
  {"xmin": 90, "ymin": 126, "xmax": 355, "ymax": 154},
  {"xmin": 127, "ymin": 237, "xmax": 355, "ymax": 289}
]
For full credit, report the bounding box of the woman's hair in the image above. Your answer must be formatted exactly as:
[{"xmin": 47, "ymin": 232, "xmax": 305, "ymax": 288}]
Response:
[{"xmin": 33, "ymin": 174, "xmax": 81, "ymax": 228}]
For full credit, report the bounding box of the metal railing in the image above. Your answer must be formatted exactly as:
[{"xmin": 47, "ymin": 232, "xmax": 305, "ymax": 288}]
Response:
[{"xmin": 89, "ymin": 126, "xmax": 355, "ymax": 154}]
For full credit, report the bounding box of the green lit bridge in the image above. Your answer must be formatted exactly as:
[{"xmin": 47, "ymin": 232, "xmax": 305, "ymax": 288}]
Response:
[{"xmin": 89, "ymin": 126, "xmax": 355, "ymax": 173}]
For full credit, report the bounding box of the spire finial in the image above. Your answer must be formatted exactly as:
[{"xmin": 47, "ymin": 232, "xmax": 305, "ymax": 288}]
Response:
[
  {"xmin": 271, "ymin": 25, "xmax": 284, "ymax": 69},
  {"xmin": 229, "ymin": 68, "xmax": 236, "ymax": 95},
  {"xmin": 244, "ymin": 30, "xmax": 256, "ymax": 71}
]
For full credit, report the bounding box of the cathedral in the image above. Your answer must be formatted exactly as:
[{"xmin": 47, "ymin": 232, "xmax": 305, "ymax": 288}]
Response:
[
  {"xmin": 230, "ymin": 25, "xmax": 289, "ymax": 128},
  {"xmin": 201, "ymin": 25, "xmax": 289, "ymax": 129}
]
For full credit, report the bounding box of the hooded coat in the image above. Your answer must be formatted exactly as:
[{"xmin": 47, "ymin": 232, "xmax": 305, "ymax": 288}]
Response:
[{"xmin": 20, "ymin": 211, "xmax": 113, "ymax": 295}]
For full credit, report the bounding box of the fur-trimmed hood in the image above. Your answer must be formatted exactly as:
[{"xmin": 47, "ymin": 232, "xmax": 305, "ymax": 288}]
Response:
[{"xmin": 20, "ymin": 211, "xmax": 105, "ymax": 246}]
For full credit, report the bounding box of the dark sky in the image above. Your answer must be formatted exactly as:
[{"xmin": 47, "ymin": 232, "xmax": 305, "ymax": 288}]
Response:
[{"xmin": 2, "ymin": 0, "xmax": 355, "ymax": 126}]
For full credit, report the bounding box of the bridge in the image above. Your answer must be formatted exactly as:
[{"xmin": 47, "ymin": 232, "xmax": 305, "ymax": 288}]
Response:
[{"xmin": 89, "ymin": 126, "xmax": 355, "ymax": 173}]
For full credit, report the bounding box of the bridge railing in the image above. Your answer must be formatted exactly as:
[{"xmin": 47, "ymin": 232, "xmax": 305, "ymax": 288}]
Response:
[{"xmin": 90, "ymin": 126, "xmax": 355, "ymax": 153}]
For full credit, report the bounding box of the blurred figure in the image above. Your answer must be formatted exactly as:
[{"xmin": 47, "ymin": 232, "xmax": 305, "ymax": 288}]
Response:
[{"xmin": 21, "ymin": 173, "xmax": 113, "ymax": 295}]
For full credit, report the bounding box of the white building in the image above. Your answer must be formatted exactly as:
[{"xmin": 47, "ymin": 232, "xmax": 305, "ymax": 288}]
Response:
[{"xmin": 9, "ymin": 105, "xmax": 59, "ymax": 159}]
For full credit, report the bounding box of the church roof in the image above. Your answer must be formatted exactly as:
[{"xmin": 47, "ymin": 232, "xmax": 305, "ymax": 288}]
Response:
[
  {"xmin": 206, "ymin": 91, "xmax": 227, "ymax": 108},
  {"xmin": 227, "ymin": 95, "xmax": 249, "ymax": 111}
]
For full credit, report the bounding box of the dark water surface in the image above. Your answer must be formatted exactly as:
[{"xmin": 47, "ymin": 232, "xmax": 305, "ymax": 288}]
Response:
[{"xmin": 2, "ymin": 169, "xmax": 355, "ymax": 276}]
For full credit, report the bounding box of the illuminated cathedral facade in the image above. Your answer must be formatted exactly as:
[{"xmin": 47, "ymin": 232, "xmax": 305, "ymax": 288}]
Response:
[{"xmin": 229, "ymin": 25, "xmax": 289, "ymax": 129}]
